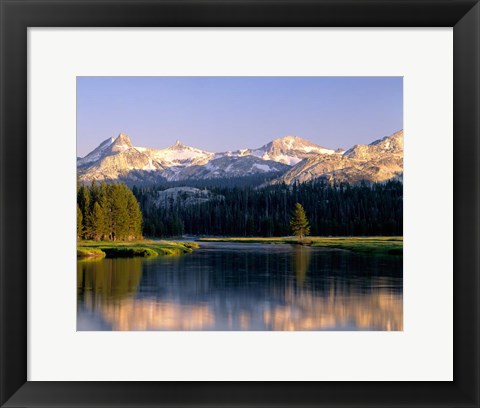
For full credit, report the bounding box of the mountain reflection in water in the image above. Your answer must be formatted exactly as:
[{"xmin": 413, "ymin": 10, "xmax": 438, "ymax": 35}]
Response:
[{"xmin": 77, "ymin": 242, "xmax": 403, "ymax": 331}]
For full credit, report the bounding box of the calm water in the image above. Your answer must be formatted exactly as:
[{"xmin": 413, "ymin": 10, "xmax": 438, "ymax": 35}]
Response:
[{"xmin": 77, "ymin": 242, "xmax": 403, "ymax": 331}]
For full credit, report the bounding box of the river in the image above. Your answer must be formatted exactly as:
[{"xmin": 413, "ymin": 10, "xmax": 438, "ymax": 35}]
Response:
[{"xmin": 77, "ymin": 242, "xmax": 403, "ymax": 331}]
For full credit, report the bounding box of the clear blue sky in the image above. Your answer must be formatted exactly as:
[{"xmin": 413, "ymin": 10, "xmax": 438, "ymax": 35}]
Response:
[{"xmin": 77, "ymin": 76, "xmax": 403, "ymax": 157}]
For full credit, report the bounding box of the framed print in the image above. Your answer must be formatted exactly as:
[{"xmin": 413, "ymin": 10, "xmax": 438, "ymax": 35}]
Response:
[
  {"xmin": 75, "ymin": 76, "xmax": 404, "ymax": 333},
  {"xmin": 1, "ymin": 0, "xmax": 479, "ymax": 407}
]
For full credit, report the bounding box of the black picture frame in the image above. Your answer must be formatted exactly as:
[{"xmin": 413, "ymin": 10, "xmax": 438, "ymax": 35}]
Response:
[{"xmin": 1, "ymin": 1, "xmax": 479, "ymax": 407}]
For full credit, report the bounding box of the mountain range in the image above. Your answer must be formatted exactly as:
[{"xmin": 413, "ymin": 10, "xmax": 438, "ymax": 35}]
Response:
[{"xmin": 77, "ymin": 130, "xmax": 403, "ymax": 186}]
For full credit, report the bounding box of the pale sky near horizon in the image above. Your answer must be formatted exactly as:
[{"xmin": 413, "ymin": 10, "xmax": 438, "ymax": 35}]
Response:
[{"xmin": 77, "ymin": 76, "xmax": 403, "ymax": 157}]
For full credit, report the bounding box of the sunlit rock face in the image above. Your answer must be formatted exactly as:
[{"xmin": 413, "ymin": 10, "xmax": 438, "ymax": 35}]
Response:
[
  {"xmin": 77, "ymin": 133, "xmax": 166, "ymax": 182},
  {"xmin": 246, "ymin": 135, "xmax": 341, "ymax": 165},
  {"xmin": 275, "ymin": 130, "xmax": 403, "ymax": 185}
]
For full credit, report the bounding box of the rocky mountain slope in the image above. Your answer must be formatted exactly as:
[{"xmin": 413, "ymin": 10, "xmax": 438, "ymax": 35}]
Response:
[
  {"xmin": 149, "ymin": 187, "xmax": 223, "ymax": 208},
  {"xmin": 77, "ymin": 133, "xmax": 166, "ymax": 181},
  {"xmin": 136, "ymin": 140, "xmax": 215, "ymax": 167},
  {"xmin": 275, "ymin": 130, "xmax": 403, "ymax": 185},
  {"xmin": 216, "ymin": 135, "xmax": 341, "ymax": 165},
  {"xmin": 166, "ymin": 156, "xmax": 289, "ymax": 181},
  {"xmin": 77, "ymin": 130, "xmax": 403, "ymax": 185}
]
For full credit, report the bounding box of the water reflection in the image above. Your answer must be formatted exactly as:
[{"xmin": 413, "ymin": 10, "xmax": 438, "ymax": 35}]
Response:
[
  {"xmin": 292, "ymin": 245, "xmax": 312, "ymax": 285},
  {"xmin": 77, "ymin": 243, "xmax": 403, "ymax": 331},
  {"xmin": 77, "ymin": 258, "xmax": 143, "ymax": 306}
]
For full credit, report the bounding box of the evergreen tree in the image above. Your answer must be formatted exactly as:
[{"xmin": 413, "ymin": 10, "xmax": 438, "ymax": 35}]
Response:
[
  {"xmin": 290, "ymin": 203, "xmax": 310, "ymax": 241},
  {"xmin": 87, "ymin": 202, "xmax": 106, "ymax": 240},
  {"xmin": 108, "ymin": 184, "xmax": 129, "ymax": 240},
  {"xmin": 99, "ymin": 182, "xmax": 110, "ymax": 239},
  {"xmin": 77, "ymin": 185, "xmax": 90, "ymax": 238},
  {"xmin": 126, "ymin": 192, "xmax": 143, "ymax": 240},
  {"xmin": 90, "ymin": 179, "xmax": 100, "ymax": 208},
  {"xmin": 77, "ymin": 204, "xmax": 83, "ymax": 239}
]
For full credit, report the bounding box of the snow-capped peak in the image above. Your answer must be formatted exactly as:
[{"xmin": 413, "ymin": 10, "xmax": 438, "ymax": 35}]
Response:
[
  {"xmin": 77, "ymin": 135, "xmax": 117, "ymax": 166},
  {"xmin": 171, "ymin": 139, "xmax": 186, "ymax": 149},
  {"xmin": 250, "ymin": 135, "xmax": 339, "ymax": 165},
  {"xmin": 271, "ymin": 135, "xmax": 300, "ymax": 149},
  {"xmin": 110, "ymin": 132, "xmax": 133, "ymax": 152},
  {"xmin": 100, "ymin": 136, "xmax": 115, "ymax": 148},
  {"xmin": 136, "ymin": 140, "xmax": 215, "ymax": 167}
]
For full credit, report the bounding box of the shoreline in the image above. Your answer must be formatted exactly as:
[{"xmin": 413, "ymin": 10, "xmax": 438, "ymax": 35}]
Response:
[
  {"xmin": 77, "ymin": 240, "xmax": 199, "ymax": 259},
  {"xmin": 78, "ymin": 236, "xmax": 403, "ymax": 258},
  {"xmin": 198, "ymin": 236, "xmax": 403, "ymax": 255}
]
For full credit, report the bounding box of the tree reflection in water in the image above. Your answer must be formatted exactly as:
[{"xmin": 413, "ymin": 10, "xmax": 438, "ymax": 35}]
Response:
[
  {"xmin": 77, "ymin": 243, "xmax": 403, "ymax": 331},
  {"xmin": 77, "ymin": 258, "xmax": 143, "ymax": 308},
  {"xmin": 292, "ymin": 245, "xmax": 312, "ymax": 286}
]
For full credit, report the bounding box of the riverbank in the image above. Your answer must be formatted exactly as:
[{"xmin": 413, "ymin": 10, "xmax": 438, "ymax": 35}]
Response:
[
  {"xmin": 77, "ymin": 240, "xmax": 199, "ymax": 259},
  {"xmin": 198, "ymin": 236, "xmax": 402, "ymax": 255}
]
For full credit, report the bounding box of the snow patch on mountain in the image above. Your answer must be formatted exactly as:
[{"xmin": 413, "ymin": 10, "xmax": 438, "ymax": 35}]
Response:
[
  {"xmin": 273, "ymin": 130, "xmax": 404, "ymax": 185},
  {"xmin": 138, "ymin": 140, "xmax": 214, "ymax": 167},
  {"xmin": 77, "ymin": 131, "xmax": 402, "ymax": 186},
  {"xmin": 77, "ymin": 136, "xmax": 115, "ymax": 166},
  {"xmin": 253, "ymin": 163, "xmax": 273, "ymax": 172},
  {"xmin": 163, "ymin": 156, "xmax": 289, "ymax": 181},
  {"xmin": 142, "ymin": 159, "xmax": 157, "ymax": 171},
  {"xmin": 250, "ymin": 135, "xmax": 340, "ymax": 165}
]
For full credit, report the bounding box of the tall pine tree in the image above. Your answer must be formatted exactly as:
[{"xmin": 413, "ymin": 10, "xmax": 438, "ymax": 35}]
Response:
[
  {"xmin": 88, "ymin": 202, "xmax": 106, "ymax": 240},
  {"xmin": 77, "ymin": 204, "xmax": 83, "ymax": 239},
  {"xmin": 126, "ymin": 192, "xmax": 143, "ymax": 240},
  {"xmin": 290, "ymin": 203, "xmax": 311, "ymax": 241}
]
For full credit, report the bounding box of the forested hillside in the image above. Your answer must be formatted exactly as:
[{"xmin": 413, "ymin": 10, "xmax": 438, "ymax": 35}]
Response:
[{"xmin": 132, "ymin": 180, "xmax": 403, "ymax": 238}]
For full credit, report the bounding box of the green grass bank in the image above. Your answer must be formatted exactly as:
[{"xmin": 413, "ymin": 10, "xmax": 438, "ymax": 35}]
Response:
[
  {"xmin": 77, "ymin": 240, "xmax": 199, "ymax": 259},
  {"xmin": 198, "ymin": 236, "xmax": 403, "ymax": 256}
]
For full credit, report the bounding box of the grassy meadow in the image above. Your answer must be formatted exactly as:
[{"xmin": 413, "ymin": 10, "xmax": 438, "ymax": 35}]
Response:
[
  {"xmin": 78, "ymin": 236, "xmax": 402, "ymax": 259},
  {"xmin": 198, "ymin": 236, "xmax": 403, "ymax": 256},
  {"xmin": 77, "ymin": 240, "xmax": 199, "ymax": 259}
]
